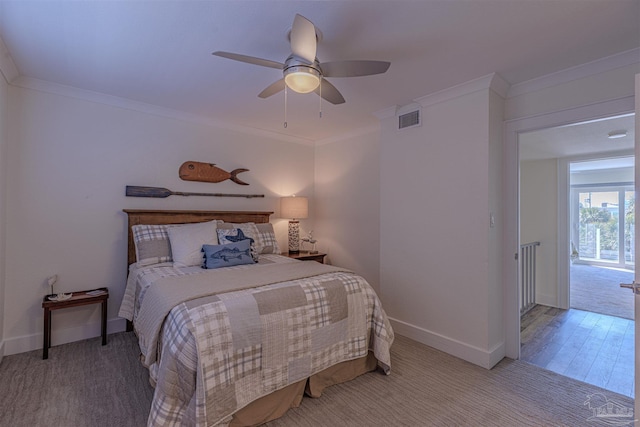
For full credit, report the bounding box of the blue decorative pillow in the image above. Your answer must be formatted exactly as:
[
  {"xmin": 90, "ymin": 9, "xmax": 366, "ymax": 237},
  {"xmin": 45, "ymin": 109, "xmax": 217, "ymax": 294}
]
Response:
[
  {"xmin": 201, "ymin": 240, "xmax": 254, "ymax": 269},
  {"xmin": 217, "ymin": 228, "xmax": 259, "ymax": 262}
]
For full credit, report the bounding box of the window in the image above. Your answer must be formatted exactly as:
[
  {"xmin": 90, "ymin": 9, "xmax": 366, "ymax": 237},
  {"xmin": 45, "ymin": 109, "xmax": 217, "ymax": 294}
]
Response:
[{"xmin": 571, "ymin": 186, "xmax": 634, "ymax": 269}]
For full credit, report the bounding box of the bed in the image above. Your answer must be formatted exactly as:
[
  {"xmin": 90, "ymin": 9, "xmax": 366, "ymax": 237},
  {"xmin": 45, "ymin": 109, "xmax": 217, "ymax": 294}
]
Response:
[{"xmin": 118, "ymin": 209, "xmax": 394, "ymax": 426}]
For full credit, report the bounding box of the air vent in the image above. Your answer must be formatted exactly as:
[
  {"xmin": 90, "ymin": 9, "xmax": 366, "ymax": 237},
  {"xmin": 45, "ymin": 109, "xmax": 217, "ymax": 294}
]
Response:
[{"xmin": 398, "ymin": 109, "xmax": 420, "ymax": 129}]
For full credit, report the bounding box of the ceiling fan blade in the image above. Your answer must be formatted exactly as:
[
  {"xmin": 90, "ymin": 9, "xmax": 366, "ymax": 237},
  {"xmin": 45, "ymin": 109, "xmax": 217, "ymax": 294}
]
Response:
[
  {"xmin": 315, "ymin": 79, "xmax": 345, "ymax": 105},
  {"xmin": 258, "ymin": 79, "xmax": 286, "ymax": 99},
  {"xmin": 290, "ymin": 14, "xmax": 317, "ymax": 64},
  {"xmin": 320, "ymin": 60, "xmax": 390, "ymax": 77},
  {"xmin": 212, "ymin": 51, "xmax": 283, "ymax": 70}
]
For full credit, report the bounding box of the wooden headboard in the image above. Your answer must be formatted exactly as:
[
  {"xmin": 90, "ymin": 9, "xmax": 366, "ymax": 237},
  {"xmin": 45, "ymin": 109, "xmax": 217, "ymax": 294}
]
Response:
[{"xmin": 123, "ymin": 209, "xmax": 274, "ymax": 266}]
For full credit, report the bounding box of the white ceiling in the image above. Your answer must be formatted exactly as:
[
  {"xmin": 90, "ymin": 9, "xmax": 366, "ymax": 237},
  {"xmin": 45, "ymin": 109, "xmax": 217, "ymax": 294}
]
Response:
[
  {"xmin": 519, "ymin": 113, "xmax": 636, "ymax": 163},
  {"xmin": 0, "ymin": 1, "xmax": 638, "ymax": 142}
]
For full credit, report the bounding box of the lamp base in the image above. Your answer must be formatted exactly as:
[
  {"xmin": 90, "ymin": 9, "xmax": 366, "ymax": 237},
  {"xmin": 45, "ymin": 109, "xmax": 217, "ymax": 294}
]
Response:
[{"xmin": 288, "ymin": 220, "xmax": 300, "ymax": 253}]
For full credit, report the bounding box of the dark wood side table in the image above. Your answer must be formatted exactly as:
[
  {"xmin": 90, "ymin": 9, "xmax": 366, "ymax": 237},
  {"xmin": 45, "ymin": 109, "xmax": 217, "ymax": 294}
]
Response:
[
  {"xmin": 42, "ymin": 288, "xmax": 109, "ymax": 359},
  {"xmin": 283, "ymin": 251, "xmax": 326, "ymax": 263}
]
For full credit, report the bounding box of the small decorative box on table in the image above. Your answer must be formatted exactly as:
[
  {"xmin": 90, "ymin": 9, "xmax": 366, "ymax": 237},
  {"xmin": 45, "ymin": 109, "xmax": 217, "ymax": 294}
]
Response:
[{"xmin": 41, "ymin": 288, "xmax": 109, "ymax": 360}]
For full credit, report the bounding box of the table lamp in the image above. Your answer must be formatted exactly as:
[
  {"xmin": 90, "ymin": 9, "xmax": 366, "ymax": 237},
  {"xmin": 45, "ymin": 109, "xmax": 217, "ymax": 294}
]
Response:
[{"xmin": 281, "ymin": 196, "xmax": 308, "ymax": 253}]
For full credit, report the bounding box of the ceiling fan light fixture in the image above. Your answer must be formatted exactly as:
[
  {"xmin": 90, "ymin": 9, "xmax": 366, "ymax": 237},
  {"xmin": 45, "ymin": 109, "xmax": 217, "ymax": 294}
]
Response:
[{"xmin": 284, "ymin": 66, "xmax": 320, "ymax": 93}]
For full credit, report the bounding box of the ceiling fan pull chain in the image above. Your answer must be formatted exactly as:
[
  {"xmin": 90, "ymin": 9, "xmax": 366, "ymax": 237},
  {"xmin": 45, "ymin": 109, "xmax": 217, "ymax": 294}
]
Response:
[
  {"xmin": 284, "ymin": 85, "xmax": 288, "ymax": 128},
  {"xmin": 319, "ymin": 80, "xmax": 322, "ymax": 119}
]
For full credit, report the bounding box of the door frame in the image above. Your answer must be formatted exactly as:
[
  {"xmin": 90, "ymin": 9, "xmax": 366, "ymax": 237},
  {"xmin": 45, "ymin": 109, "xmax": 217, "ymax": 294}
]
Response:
[
  {"xmin": 560, "ymin": 151, "xmax": 635, "ymax": 310},
  {"xmin": 503, "ymin": 96, "xmax": 635, "ymax": 359}
]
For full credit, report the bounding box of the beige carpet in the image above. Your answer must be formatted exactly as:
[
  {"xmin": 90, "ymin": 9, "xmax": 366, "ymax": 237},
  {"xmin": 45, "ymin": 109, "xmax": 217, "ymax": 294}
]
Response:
[
  {"xmin": 570, "ymin": 263, "xmax": 634, "ymax": 320},
  {"xmin": 0, "ymin": 332, "xmax": 634, "ymax": 426},
  {"xmin": 0, "ymin": 331, "xmax": 153, "ymax": 427}
]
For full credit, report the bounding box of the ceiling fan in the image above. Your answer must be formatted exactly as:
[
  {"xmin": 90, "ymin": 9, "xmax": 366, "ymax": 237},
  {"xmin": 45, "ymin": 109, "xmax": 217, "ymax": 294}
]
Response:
[{"xmin": 212, "ymin": 14, "xmax": 390, "ymax": 105}]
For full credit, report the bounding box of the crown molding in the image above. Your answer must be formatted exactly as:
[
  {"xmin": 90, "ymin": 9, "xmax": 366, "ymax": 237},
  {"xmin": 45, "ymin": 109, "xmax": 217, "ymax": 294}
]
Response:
[
  {"xmin": 488, "ymin": 73, "xmax": 510, "ymax": 98},
  {"xmin": 415, "ymin": 73, "xmax": 509, "ymax": 108},
  {"xmin": 0, "ymin": 36, "xmax": 19, "ymax": 84},
  {"xmin": 397, "ymin": 102, "xmax": 421, "ymax": 116},
  {"xmin": 11, "ymin": 76, "xmax": 315, "ymax": 146},
  {"xmin": 507, "ymin": 48, "xmax": 640, "ymax": 98},
  {"xmin": 372, "ymin": 73, "xmax": 509, "ymax": 123}
]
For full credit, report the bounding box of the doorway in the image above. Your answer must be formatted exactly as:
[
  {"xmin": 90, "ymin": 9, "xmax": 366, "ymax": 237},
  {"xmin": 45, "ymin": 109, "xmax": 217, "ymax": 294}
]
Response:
[
  {"xmin": 518, "ymin": 114, "xmax": 635, "ymax": 397},
  {"xmin": 569, "ymin": 162, "xmax": 635, "ymax": 321}
]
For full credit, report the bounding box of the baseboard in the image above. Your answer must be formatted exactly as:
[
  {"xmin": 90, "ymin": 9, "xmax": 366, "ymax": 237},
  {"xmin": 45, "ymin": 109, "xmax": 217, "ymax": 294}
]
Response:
[
  {"xmin": 389, "ymin": 317, "xmax": 505, "ymax": 369},
  {"xmin": 3, "ymin": 317, "xmax": 127, "ymax": 356},
  {"xmin": 0, "ymin": 339, "xmax": 4, "ymax": 364}
]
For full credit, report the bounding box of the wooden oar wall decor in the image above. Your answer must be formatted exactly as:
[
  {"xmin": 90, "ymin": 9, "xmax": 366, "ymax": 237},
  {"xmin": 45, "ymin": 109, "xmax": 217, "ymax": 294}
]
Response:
[{"xmin": 125, "ymin": 186, "xmax": 264, "ymax": 199}]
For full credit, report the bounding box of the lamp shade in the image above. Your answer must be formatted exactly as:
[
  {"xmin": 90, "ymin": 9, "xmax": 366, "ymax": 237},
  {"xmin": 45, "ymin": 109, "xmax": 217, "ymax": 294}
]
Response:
[{"xmin": 281, "ymin": 196, "xmax": 308, "ymax": 219}]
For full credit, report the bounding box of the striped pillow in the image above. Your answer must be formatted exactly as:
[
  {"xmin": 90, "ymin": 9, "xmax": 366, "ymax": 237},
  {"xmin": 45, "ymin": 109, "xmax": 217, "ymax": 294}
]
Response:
[
  {"xmin": 256, "ymin": 223, "xmax": 280, "ymax": 254},
  {"xmin": 132, "ymin": 224, "xmax": 172, "ymax": 266}
]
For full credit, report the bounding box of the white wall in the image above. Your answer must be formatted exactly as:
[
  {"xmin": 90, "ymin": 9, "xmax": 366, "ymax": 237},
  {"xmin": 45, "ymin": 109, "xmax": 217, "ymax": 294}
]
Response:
[
  {"xmin": 0, "ymin": 73, "xmax": 7, "ymax": 362},
  {"xmin": 4, "ymin": 85, "xmax": 315, "ymax": 355},
  {"xmin": 520, "ymin": 158, "xmax": 558, "ymax": 307},
  {"xmin": 487, "ymin": 89, "xmax": 504, "ymax": 353},
  {"xmin": 314, "ymin": 130, "xmax": 380, "ymax": 292},
  {"xmin": 379, "ymin": 76, "xmax": 506, "ymax": 368}
]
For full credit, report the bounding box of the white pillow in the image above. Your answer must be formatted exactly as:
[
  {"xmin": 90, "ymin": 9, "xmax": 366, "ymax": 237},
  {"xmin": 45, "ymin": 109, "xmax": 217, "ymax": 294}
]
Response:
[{"xmin": 167, "ymin": 220, "xmax": 220, "ymax": 267}]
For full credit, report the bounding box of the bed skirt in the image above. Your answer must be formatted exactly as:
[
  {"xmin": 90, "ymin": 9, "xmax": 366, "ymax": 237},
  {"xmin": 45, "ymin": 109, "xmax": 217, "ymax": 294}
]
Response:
[{"xmin": 229, "ymin": 351, "xmax": 379, "ymax": 426}]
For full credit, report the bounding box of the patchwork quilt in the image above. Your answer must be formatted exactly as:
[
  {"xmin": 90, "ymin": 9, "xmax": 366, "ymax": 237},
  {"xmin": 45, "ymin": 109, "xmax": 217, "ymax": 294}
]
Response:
[{"xmin": 120, "ymin": 255, "xmax": 394, "ymax": 426}]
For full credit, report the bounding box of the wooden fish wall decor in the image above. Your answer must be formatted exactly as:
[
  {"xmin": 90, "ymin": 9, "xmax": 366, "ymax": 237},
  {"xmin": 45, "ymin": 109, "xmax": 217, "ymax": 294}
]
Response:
[{"xmin": 179, "ymin": 161, "xmax": 250, "ymax": 185}]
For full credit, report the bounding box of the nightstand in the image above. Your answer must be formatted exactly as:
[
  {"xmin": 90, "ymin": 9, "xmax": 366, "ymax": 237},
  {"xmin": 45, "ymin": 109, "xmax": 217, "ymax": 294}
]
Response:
[
  {"xmin": 42, "ymin": 288, "xmax": 109, "ymax": 359},
  {"xmin": 283, "ymin": 251, "xmax": 326, "ymax": 263}
]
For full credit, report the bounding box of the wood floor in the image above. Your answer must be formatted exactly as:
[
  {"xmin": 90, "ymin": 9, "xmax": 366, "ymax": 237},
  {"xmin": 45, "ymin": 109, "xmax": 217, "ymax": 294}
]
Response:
[{"xmin": 520, "ymin": 304, "xmax": 634, "ymax": 398}]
